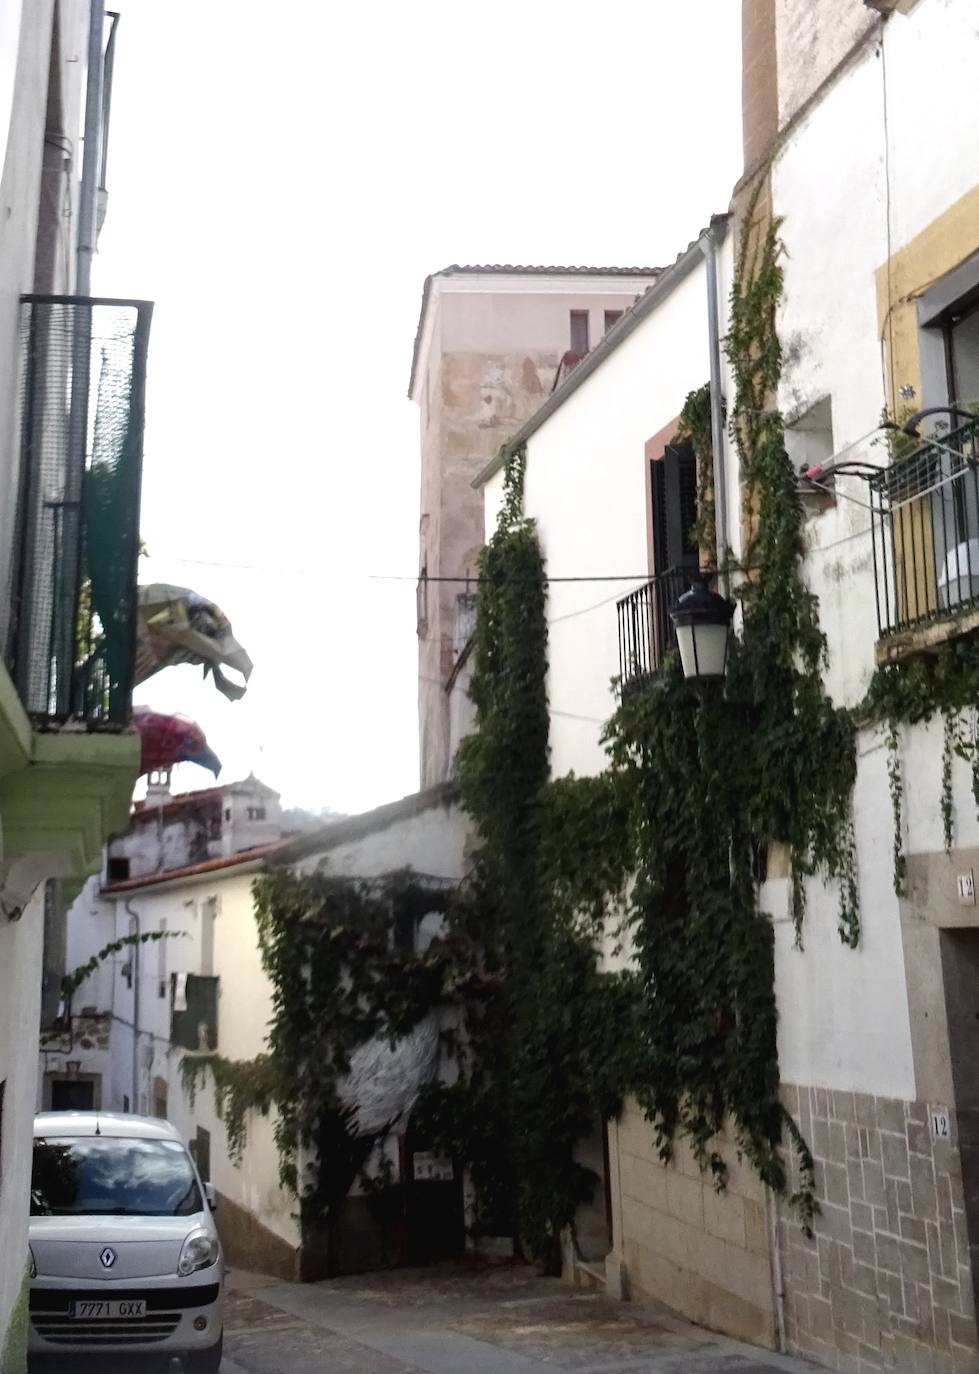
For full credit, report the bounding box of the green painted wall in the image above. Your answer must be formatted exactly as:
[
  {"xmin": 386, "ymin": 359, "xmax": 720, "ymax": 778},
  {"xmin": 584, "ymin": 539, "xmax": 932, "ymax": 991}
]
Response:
[{"xmin": 0, "ymin": 1273, "xmax": 28, "ymax": 1374}]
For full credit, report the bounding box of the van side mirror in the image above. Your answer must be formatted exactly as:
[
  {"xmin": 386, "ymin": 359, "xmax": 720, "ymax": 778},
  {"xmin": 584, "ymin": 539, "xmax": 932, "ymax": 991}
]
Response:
[{"xmin": 204, "ymin": 1182, "xmax": 217, "ymax": 1211}]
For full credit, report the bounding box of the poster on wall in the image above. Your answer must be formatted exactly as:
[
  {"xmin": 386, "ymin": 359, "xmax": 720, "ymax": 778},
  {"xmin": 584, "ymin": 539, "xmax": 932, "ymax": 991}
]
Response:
[{"xmin": 412, "ymin": 1152, "xmax": 454, "ymax": 1182}]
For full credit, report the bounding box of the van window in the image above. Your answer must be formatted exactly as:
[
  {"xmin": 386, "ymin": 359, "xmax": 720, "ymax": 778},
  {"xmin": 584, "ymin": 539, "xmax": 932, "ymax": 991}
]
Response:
[{"xmin": 31, "ymin": 1136, "xmax": 202, "ymax": 1217}]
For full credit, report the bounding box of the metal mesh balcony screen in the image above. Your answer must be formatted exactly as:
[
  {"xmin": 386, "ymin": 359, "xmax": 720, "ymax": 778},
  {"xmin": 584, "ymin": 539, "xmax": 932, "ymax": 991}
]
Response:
[
  {"xmin": 9, "ymin": 295, "xmax": 152, "ymax": 724},
  {"xmin": 869, "ymin": 418, "xmax": 979, "ymax": 638}
]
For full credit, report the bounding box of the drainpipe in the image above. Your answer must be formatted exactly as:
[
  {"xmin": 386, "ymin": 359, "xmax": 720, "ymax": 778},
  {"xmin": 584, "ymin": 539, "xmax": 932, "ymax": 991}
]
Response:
[
  {"xmin": 97, "ymin": 12, "xmax": 120, "ymax": 236},
  {"xmin": 56, "ymin": 2, "xmax": 107, "ymax": 712},
  {"xmin": 77, "ymin": 1, "xmax": 106, "ymax": 294},
  {"xmin": 767, "ymin": 1186, "xmax": 786, "ymax": 1351},
  {"xmin": 699, "ymin": 222, "xmax": 730, "ymax": 596},
  {"xmin": 125, "ymin": 898, "xmax": 140, "ymax": 1112}
]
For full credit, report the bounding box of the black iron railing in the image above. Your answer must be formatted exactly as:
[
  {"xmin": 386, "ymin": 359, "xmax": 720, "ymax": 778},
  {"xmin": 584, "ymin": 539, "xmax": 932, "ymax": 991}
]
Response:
[
  {"xmin": 616, "ymin": 566, "xmax": 691, "ymax": 691},
  {"xmin": 870, "ymin": 418, "xmax": 979, "ymax": 639},
  {"xmin": 8, "ymin": 295, "xmax": 152, "ymax": 724}
]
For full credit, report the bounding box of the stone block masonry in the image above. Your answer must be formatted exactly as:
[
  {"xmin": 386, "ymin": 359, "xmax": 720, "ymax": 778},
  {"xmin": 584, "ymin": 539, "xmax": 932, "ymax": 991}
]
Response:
[
  {"xmin": 778, "ymin": 1084, "xmax": 978, "ymax": 1373},
  {"xmin": 611, "ymin": 1098, "xmax": 777, "ymax": 1349}
]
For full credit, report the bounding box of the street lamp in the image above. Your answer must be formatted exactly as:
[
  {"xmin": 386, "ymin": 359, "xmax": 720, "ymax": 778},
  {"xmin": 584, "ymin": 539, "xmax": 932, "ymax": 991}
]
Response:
[{"xmin": 670, "ymin": 576, "xmax": 736, "ymax": 685}]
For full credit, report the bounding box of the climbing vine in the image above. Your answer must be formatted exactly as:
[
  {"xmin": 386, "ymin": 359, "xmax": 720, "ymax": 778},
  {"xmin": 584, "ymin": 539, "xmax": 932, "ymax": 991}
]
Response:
[
  {"xmin": 864, "ymin": 634, "xmax": 979, "ymax": 883},
  {"xmin": 181, "ymin": 867, "xmax": 483, "ymax": 1263},
  {"xmin": 421, "ymin": 207, "xmax": 861, "ymax": 1245},
  {"xmin": 179, "ymin": 207, "xmax": 871, "ymax": 1258},
  {"xmin": 61, "ymin": 929, "xmax": 181, "ymax": 1003},
  {"xmin": 415, "ymin": 449, "xmax": 640, "ymax": 1271},
  {"xmin": 677, "ymin": 380, "xmax": 716, "ymax": 553}
]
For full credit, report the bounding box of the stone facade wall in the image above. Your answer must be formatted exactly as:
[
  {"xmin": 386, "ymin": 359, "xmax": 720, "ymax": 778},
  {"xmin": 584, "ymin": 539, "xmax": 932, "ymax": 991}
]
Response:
[
  {"xmin": 779, "ymin": 1084, "xmax": 978, "ymax": 1373},
  {"xmin": 610, "ymin": 1099, "xmax": 776, "ymax": 1348}
]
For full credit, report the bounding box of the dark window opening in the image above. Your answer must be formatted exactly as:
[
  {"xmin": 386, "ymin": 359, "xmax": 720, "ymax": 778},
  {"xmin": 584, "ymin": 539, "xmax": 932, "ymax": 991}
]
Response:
[
  {"xmin": 106, "ymin": 856, "xmax": 130, "ymax": 883},
  {"xmin": 192, "ymin": 1127, "xmax": 211, "ymax": 1183},
  {"xmin": 651, "ymin": 440, "xmax": 699, "ymax": 577},
  {"xmin": 604, "ymin": 310, "xmax": 623, "ymax": 333},
  {"xmin": 946, "ymin": 300, "xmax": 979, "ymax": 409},
  {"xmin": 569, "ymin": 310, "xmax": 589, "ymax": 355},
  {"xmin": 246, "ymin": 806, "xmax": 266, "ymax": 822},
  {"xmin": 50, "ymin": 1079, "xmax": 95, "ymax": 1112}
]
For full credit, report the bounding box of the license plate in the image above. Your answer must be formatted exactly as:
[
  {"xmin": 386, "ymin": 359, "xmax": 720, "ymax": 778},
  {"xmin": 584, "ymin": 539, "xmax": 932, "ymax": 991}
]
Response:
[{"xmin": 70, "ymin": 1299, "xmax": 146, "ymax": 1320}]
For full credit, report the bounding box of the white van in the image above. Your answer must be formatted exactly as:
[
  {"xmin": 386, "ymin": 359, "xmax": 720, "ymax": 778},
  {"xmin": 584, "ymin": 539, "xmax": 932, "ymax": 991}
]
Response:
[{"xmin": 28, "ymin": 1112, "xmax": 224, "ymax": 1369}]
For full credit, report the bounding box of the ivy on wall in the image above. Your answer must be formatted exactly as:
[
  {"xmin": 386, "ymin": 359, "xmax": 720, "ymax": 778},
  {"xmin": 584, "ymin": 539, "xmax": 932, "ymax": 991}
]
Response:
[
  {"xmin": 677, "ymin": 380, "xmax": 716, "ymax": 553},
  {"xmin": 416, "ymin": 451, "xmax": 639, "ymax": 1270},
  {"xmin": 864, "ymin": 635, "xmax": 979, "ymax": 888},
  {"xmin": 429, "ymin": 205, "xmax": 861, "ymax": 1243},
  {"xmin": 179, "ymin": 207, "xmax": 867, "ymax": 1259},
  {"xmin": 181, "ymin": 868, "xmax": 482, "ymax": 1265}
]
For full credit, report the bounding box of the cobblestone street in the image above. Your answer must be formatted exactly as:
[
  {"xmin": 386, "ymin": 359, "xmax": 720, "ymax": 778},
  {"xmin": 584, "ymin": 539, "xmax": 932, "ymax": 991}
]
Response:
[{"xmin": 218, "ymin": 1263, "xmax": 819, "ymax": 1374}]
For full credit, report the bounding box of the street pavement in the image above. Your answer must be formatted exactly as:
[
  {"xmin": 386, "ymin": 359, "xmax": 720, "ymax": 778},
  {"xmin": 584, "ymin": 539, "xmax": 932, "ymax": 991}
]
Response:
[{"xmin": 218, "ymin": 1262, "xmax": 821, "ymax": 1374}]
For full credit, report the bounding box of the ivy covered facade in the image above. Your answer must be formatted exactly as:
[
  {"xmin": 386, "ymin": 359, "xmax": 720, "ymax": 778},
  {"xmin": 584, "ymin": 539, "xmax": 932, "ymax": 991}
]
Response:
[{"xmin": 461, "ymin": 6, "xmax": 979, "ymax": 1372}]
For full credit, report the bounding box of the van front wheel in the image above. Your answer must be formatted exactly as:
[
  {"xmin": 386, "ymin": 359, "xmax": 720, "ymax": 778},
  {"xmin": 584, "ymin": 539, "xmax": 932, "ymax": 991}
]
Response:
[{"xmin": 186, "ymin": 1332, "xmax": 223, "ymax": 1371}]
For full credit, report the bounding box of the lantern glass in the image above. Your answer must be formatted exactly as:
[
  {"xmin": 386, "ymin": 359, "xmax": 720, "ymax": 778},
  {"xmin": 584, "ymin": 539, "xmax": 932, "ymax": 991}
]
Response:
[
  {"xmin": 675, "ymin": 620, "xmax": 730, "ymax": 681},
  {"xmin": 669, "ymin": 578, "xmax": 736, "ymax": 684}
]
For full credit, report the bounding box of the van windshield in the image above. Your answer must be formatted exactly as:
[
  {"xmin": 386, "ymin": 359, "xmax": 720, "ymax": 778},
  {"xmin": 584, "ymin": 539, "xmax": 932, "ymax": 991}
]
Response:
[{"xmin": 31, "ymin": 1136, "xmax": 203, "ymax": 1217}]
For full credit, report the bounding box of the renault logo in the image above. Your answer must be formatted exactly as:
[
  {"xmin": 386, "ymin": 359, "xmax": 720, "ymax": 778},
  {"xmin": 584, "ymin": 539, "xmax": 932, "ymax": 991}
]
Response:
[{"xmin": 99, "ymin": 1247, "xmax": 116, "ymax": 1270}]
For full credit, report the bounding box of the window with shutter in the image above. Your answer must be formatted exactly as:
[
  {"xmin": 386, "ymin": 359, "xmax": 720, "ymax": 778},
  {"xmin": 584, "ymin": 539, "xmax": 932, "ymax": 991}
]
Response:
[
  {"xmin": 650, "ymin": 440, "xmax": 698, "ymax": 576},
  {"xmin": 632, "ymin": 439, "xmax": 701, "ymax": 681}
]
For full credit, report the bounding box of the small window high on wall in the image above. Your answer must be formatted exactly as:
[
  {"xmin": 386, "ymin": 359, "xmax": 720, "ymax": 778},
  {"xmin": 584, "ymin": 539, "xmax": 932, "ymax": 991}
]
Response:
[{"xmin": 569, "ymin": 310, "xmax": 589, "ymax": 355}]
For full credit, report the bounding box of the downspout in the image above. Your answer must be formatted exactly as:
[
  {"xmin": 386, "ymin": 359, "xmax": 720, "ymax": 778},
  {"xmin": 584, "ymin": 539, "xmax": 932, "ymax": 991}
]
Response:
[
  {"xmin": 125, "ymin": 898, "xmax": 140, "ymax": 1112},
  {"xmin": 97, "ymin": 11, "xmax": 120, "ymax": 236},
  {"xmin": 57, "ymin": 1, "xmax": 106, "ymax": 712},
  {"xmin": 699, "ymin": 223, "xmax": 730, "ymax": 596},
  {"xmin": 77, "ymin": 0, "xmax": 106, "ymax": 294}
]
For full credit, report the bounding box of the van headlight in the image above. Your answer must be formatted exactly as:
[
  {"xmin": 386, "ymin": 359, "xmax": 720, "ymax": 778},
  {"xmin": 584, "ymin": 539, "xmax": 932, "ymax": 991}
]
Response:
[
  {"xmin": 177, "ymin": 1229, "xmax": 218, "ymax": 1276},
  {"xmin": 28, "ymin": 1245, "xmax": 36, "ymax": 1279}
]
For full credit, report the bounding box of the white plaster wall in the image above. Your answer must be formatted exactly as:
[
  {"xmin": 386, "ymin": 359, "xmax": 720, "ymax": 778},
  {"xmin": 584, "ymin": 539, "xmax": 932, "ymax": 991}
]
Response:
[
  {"xmin": 114, "ymin": 874, "xmax": 298, "ymax": 1247},
  {"xmin": 878, "ymin": 0, "xmax": 979, "ymax": 257},
  {"xmin": 0, "ymin": 2, "xmax": 25, "ymax": 172},
  {"xmin": 447, "ymin": 660, "xmax": 475, "ymax": 766},
  {"xmin": 775, "ymin": 0, "xmax": 877, "ymax": 127},
  {"xmin": 300, "ymin": 797, "xmax": 469, "ymax": 883},
  {"xmin": 766, "ymin": 0, "xmax": 979, "ymax": 1107},
  {"xmin": 773, "ymin": 41, "xmax": 890, "ymax": 710},
  {"xmin": 513, "ymin": 261, "xmax": 713, "ymax": 780},
  {"xmin": 0, "ymin": 888, "xmax": 44, "ymax": 1359},
  {"xmin": 0, "ymin": 0, "xmax": 52, "ymax": 645},
  {"xmin": 767, "ymin": 731, "xmax": 916, "ymax": 1099}
]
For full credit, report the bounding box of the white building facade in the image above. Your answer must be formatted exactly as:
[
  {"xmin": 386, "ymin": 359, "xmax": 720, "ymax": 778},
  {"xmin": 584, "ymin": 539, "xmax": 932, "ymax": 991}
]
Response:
[
  {"xmin": 471, "ymin": 3, "xmax": 979, "ymax": 1368},
  {"xmin": 0, "ymin": 5, "xmax": 150, "ymax": 1368},
  {"xmin": 45, "ymin": 781, "xmax": 471, "ymax": 1281}
]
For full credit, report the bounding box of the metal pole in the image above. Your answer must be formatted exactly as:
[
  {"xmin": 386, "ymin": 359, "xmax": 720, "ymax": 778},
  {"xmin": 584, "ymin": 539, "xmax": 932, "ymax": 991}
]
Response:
[
  {"xmin": 57, "ymin": 3, "xmax": 106, "ymax": 714},
  {"xmin": 700, "ymin": 224, "xmax": 730, "ymax": 597},
  {"xmin": 77, "ymin": 1, "xmax": 106, "ymax": 295},
  {"xmin": 125, "ymin": 899, "xmax": 141, "ymax": 1113}
]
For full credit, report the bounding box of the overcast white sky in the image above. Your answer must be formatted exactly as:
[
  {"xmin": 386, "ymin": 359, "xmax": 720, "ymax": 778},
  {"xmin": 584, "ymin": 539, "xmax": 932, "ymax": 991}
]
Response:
[{"xmin": 94, "ymin": 0, "xmax": 744, "ymax": 814}]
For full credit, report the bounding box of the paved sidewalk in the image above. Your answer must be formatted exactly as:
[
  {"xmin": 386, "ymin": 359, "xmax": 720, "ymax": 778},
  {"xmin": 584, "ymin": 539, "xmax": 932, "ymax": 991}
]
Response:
[{"xmin": 222, "ymin": 1262, "xmax": 820, "ymax": 1374}]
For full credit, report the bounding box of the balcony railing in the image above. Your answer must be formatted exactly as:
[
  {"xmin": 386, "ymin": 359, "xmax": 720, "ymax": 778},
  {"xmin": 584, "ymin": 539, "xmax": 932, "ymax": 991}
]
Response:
[
  {"xmin": 616, "ymin": 566, "xmax": 691, "ymax": 692},
  {"xmin": 8, "ymin": 295, "xmax": 152, "ymax": 725},
  {"xmin": 870, "ymin": 418, "xmax": 979, "ymax": 640}
]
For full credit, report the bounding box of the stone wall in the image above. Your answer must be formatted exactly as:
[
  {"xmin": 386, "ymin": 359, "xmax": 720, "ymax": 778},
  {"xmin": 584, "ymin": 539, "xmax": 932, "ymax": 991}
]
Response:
[
  {"xmin": 610, "ymin": 1099, "xmax": 776, "ymax": 1348},
  {"xmin": 215, "ymin": 1190, "xmax": 299, "ymax": 1282},
  {"xmin": 778, "ymin": 1084, "xmax": 978, "ymax": 1372}
]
